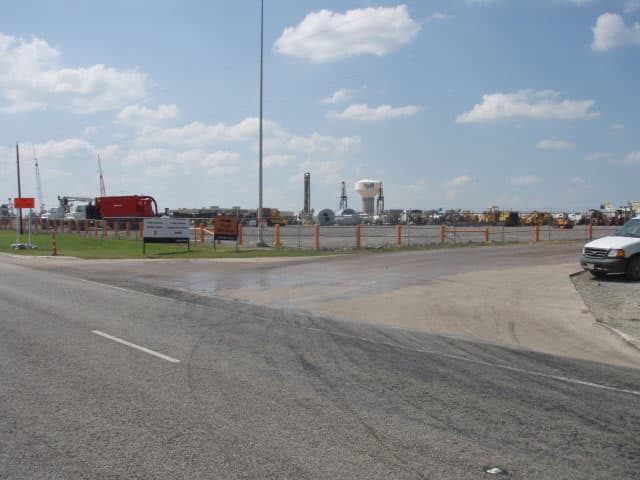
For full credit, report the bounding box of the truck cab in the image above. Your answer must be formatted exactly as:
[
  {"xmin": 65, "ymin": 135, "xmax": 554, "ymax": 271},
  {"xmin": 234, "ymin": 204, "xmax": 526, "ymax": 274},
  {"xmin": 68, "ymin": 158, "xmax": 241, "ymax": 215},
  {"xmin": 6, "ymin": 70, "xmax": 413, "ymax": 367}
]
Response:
[{"xmin": 580, "ymin": 216, "xmax": 640, "ymax": 281}]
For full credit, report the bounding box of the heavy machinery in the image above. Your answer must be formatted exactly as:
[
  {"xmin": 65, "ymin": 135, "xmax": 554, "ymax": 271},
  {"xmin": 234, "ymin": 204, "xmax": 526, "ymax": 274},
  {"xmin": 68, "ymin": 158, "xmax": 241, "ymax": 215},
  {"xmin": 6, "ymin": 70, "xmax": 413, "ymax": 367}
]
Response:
[
  {"xmin": 552, "ymin": 213, "xmax": 574, "ymax": 229},
  {"xmin": 522, "ymin": 211, "xmax": 553, "ymax": 226},
  {"xmin": 58, "ymin": 196, "xmax": 94, "ymax": 220}
]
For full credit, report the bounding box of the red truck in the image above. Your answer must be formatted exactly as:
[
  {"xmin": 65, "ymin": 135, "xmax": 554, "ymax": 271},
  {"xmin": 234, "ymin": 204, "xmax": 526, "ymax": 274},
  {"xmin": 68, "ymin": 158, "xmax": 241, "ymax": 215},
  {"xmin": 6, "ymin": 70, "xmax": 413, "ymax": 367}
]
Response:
[{"xmin": 85, "ymin": 195, "xmax": 158, "ymax": 220}]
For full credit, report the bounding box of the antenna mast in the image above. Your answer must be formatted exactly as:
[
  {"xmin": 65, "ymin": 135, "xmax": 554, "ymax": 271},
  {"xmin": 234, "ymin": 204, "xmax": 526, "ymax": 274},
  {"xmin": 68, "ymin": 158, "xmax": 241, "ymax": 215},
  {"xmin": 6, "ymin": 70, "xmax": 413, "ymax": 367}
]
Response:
[
  {"xmin": 33, "ymin": 146, "xmax": 45, "ymax": 215},
  {"xmin": 339, "ymin": 181, "xmax": 348, "ymax": 210},
  {"xmin": 376, "ymin": 182, "xmax": 384, "ymax": 215},
  {"xmin": 97, "ymin": 154, "xmax": 106, "ymax": 196}
]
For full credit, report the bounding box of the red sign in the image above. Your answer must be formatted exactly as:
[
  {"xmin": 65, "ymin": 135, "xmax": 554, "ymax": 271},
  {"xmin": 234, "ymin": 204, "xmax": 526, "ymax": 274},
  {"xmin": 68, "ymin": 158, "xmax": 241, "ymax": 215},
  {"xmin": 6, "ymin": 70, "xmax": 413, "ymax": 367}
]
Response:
[{"xmin": 14, "ymin": 197, "xmax": 35, "ymax": 209}]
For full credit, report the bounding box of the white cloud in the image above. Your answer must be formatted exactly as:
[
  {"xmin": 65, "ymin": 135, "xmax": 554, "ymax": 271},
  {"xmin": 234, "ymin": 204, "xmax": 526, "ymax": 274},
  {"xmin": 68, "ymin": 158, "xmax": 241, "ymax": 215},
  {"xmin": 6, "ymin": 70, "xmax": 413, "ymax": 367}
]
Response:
[
  {"xmin": 280, "ymin": 132, "xmax": 360, "ymax": 154},
  {"xmin": 321, "ymin": 89, "xmax": 352, "ymax": 105},
  {"xmin": 536, "ymin": 138, "xmax": 574, "ymax": 150},
  {"xmin": 136, "ymin": 117, "xmax": 263, "ymax": 147},
  {"xmin": 122, "ymin": 148, "xmax": 241, "ymax": 177},
  {"xmin": 428, "ymin": 12, "xmax": 454, "ymax": 21},
  {"xmin": 274, "ymin": 5, "xmax": 420, "ymax": 63},
  {"xmin": 288, "ymin": 159, "xmax": 345, "ymax": 187},
  {"xmin": 610, "ymin": 123, "xmax": 624, "ymax": 130},
  {"xmin": 569, "ymin": 176, "xmax": 591, "ymax": 193},
  {"xmin": 456, "ymin": 89, "xmax": 599, "ymax": 123},
  {"xmin": 466, "ymin": 0, "xmax": 498, "ymax": 5},
  {"xmin": 136, "ymin": 116, "xmax": 360, "ymax": 156},
  {"xmin": 117, "ymin": 104, "xmax": 179, "ymax": 127},
  {"xmin": 622, "ymin": 151, "xmax": 640, "ymax": 165},
  {"xmin": 585, "ymin": 151, "xmax": 611, "ymax": 161},
  {"xmin": 264, "ymin": 154, "xmax": 296, "ymax": 168},
  {"xmin": 625, "ymin": 0, "xmax": 640, "ymax": 13},
  {"xmin": 510, "ymin": 175, "xmax": 540, "ymax": 186},
  {"xmin": 329, "ymin": 103, "xmax": 421, "ymax": 121},
  {"xmin": 444, "ymin": 175, "xmax": 473, "ymax": 200},
  {"xmin": 570, "ymin": 176, "xmax": 586, "ymax": 186},
  {"xmin": 35, "ymin": 138, "xmax": 96, "ymax": 159},
  {"xmin": 0, "ymin": 33, "xmax": 147, "ymax": 113},
  {"xmin": 592, "ymin": 13, "xmax": 640, "ymax": 52}
]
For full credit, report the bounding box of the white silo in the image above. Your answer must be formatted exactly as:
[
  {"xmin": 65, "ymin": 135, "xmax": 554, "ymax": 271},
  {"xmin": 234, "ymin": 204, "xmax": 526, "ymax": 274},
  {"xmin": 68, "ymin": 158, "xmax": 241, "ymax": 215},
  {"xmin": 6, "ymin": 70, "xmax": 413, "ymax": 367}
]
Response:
[{"xmin": 354, "ymin": 179, "xmax": 382, "ymax": 217}]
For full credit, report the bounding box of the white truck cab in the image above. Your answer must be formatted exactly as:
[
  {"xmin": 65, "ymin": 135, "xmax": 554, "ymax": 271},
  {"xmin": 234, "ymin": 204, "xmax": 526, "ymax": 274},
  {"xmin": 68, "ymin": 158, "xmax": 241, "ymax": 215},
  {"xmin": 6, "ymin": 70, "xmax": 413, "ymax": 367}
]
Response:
[{"xmin": 580, "ymin": 216, "xmax": 640, "ymax": 281}]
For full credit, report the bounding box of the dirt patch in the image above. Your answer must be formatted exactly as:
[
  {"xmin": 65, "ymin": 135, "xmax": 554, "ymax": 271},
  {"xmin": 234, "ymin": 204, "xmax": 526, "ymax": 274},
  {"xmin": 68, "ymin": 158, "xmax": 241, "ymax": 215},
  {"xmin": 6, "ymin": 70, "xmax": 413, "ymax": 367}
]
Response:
[{"xmin": 572, "ymin": 271, "xmax": 640, "ymax": 349}]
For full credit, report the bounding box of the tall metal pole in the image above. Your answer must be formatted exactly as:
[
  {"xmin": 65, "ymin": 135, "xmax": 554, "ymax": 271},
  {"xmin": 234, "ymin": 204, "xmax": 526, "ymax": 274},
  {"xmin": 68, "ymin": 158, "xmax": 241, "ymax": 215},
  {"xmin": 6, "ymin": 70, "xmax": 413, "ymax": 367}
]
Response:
[
  {"xmin": 16, "ymin": 143, "xmax": 23, "ymax": 235},
  {"xmin": 256, "ymin": 0, "xmax": 266, "ymax": 246}
]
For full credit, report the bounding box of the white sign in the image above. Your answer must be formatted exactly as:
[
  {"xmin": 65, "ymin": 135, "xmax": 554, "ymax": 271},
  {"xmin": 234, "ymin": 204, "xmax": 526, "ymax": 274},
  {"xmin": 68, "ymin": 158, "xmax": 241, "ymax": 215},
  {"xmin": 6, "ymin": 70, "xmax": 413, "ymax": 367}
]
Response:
[{"xmin": 144, "ymin": 217, "xmax": 190, "ymax": 239}]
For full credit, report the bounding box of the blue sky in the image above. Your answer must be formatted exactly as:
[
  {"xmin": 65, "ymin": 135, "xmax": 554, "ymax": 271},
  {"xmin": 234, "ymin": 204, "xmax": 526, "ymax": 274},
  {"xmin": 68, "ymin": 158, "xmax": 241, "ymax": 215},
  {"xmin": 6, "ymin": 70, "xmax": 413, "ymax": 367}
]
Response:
[{"xmin": 1, "ymin": 0, "xmax": 638, "ymax": 214}]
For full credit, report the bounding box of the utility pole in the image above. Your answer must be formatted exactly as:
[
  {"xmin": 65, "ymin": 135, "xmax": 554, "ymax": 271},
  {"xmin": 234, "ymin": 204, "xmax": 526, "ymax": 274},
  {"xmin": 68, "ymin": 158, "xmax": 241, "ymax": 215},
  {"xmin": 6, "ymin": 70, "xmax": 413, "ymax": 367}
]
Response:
[
  {"xmin": 16, "ymin": 143, "xmax": 23, "ymax": 235},
  {"xmin": 257, "ymin": 0, "xmax": 266, "ymax": 246}
]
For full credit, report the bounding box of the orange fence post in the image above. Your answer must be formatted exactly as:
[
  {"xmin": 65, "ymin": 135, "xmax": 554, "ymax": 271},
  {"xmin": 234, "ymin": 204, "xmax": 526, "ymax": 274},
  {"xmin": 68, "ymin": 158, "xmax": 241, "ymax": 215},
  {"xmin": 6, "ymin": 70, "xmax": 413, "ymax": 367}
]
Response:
[
  {"xmin": 238, "ymin": 224, "xmax": 243, "ymax": 245},
  {"xmin": 440, "ymin": 224, "xmax": 446, "ymax": 244},
  {"xmin": 76, "ymin": 220, "xmax": 80, "ymax": 235},
  {"xmin": 84, "ymin": 219, "xmax": 88, "ymax": 237},
  {"xmin": 535, "ymin": 224, "xmax": 540, "ymax": 242},
  {"xmin": 126, "ymin": 222, "xmax": 130, "ymax": 239},
  {"xmin": 52, "ymin": 230, "xmax": 57, "ymax": 256},
  {"xmin": 275, "ymin": 224, "xmax": 281, "ymax": 246},
  {"xmin": 485, "ymin": 227, "xmax": 489, "ymax": 242},
  {"xmin": 315, "ymin": 224, "xmax": 320, "ymax": 251},
  {"xmin": 140, "ymin": 219, "xmax": 144, "ymax": 239},
  {"xmin": 114, "ymin": 221, "xmax": 120, "ymax": 239},
  {"xmin": 103, "ymin": 220, "xmax": 108, "ymax": 238},
  {"xmin": 397, "ymin": 224, "xmax": 402, "ymax": 247},
  {"xmin": 200, "ymin": 224, "xmax": 205, "ymax": 244},
  {"xmin": 356, "ymin": 224, "xmax": 362, "ymax": 249},
  {"xmin": 588, "ymin": 223, "xmax": 593, "ymax": 241},
  {"xmin": 67, "ymin": 221, "xmax": 72, "ymax": 234}
]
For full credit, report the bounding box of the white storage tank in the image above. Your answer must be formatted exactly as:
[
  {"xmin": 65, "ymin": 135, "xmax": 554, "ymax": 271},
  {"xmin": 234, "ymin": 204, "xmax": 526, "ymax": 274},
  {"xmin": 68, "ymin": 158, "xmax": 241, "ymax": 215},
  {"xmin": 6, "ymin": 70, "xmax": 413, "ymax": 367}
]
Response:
[{"xmin": 354, "ymin": 179, "xmax": 382, "ymax": 217}]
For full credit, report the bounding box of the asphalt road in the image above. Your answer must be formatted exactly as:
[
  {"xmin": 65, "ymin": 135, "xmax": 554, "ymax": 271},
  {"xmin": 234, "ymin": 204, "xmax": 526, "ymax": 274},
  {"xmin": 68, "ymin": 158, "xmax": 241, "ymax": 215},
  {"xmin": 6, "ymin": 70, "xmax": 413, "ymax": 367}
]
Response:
[{"xmin": 1, "ymin": 260, "xmax": 639, "ymax": 479}]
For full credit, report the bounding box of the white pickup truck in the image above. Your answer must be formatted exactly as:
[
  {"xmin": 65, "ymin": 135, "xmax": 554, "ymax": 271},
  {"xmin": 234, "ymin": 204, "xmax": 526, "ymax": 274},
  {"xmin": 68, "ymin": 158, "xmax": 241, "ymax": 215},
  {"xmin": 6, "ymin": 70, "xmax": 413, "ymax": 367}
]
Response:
[{"xmin": 580, "ymin": 216, "xmax": 640, "ymax": 281}]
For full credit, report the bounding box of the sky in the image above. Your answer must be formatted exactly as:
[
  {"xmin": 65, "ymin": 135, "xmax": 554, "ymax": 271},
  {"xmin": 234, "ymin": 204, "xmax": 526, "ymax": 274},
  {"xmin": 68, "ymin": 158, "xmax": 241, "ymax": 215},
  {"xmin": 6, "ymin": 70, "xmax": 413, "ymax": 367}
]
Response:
[{"xmin": 0, "ymin": 0, "xmax": 639, "ymax": 214}]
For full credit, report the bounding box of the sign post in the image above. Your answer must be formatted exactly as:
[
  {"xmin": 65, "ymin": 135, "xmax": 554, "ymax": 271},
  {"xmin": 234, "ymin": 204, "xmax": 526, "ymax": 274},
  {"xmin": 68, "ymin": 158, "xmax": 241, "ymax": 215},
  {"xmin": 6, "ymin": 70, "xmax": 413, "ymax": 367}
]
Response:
[
  {"xmin": 214, "ymin": 215, "xmax": 239, "ymax": 251},
  {"xmin": 11, "ymin": 197, "xmax": 36, "ymax": 249},
  {"xmin": 142, "ymin": 217, "xmax": 190, "ymax": 255}
]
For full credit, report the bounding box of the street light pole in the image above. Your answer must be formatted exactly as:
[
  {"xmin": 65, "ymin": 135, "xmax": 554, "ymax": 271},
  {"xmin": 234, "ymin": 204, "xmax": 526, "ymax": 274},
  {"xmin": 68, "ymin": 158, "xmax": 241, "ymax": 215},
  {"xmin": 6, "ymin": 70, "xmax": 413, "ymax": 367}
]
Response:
[{"xmin": 257, "ymin": 0, "xmax": 266, "ymax": 247}]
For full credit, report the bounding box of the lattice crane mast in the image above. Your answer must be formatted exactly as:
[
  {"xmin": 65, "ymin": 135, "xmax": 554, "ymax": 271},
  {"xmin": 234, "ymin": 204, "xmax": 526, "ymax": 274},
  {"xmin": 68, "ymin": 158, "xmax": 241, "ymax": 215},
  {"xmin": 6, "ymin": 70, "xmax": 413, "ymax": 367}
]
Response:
[
  {"xmin": 97, "ymin": 154, "xmax": 107, "ymax": 197},
  {"xmin": 33, "ymin": 145, "xmax": 45, "ymax": 215}
]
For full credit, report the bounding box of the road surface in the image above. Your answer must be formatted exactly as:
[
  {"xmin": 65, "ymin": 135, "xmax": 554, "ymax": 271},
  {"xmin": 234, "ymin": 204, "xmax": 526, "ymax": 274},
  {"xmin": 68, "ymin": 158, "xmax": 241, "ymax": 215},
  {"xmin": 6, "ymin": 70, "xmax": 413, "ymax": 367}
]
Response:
[{"xmin": 1, "ymin": 258, "xmax": 639, "ymax": 479}]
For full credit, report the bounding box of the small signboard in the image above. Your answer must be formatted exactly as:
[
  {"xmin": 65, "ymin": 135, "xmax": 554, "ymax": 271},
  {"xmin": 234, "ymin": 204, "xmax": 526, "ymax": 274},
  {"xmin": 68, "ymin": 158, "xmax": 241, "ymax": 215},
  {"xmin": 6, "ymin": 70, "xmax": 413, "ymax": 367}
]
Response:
[
  {"xmin": 14, "ymin": 197, "xmax": 35, "ymax": 209},
  {"xmin": 143, "ymin": 217, "xmax": 190, "ymax": 254},
  {"xmin": 214, "ymin": 215, "xmax": 239, "ymax": 241}
]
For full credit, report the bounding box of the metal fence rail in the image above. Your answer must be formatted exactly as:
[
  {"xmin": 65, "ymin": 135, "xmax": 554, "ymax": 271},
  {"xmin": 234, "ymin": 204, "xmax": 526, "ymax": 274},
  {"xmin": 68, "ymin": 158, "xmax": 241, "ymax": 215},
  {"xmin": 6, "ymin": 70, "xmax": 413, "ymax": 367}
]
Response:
[{"xmin": 0, "ymin": 216, "xmax": 622, "ymax": 251}]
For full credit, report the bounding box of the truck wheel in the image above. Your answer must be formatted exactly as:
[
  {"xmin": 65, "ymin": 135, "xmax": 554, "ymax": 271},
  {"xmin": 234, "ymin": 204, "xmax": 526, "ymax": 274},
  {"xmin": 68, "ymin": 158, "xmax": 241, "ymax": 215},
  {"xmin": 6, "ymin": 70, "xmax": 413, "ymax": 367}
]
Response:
[{"xmin": 625, "ymin": 256, "xmax": 640, "ymax": 282}]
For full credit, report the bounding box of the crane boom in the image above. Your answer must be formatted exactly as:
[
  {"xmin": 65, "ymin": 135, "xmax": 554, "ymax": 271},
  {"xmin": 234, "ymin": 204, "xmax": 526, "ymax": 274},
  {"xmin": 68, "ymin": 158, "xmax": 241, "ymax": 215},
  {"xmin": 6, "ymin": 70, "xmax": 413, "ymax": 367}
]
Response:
[
  {"xmin": 33, "ymin": 145, "xmax": 45, "ymax": 215},
  {"xmin": 97, "ymin": 154, "xmax": 106, "ymax": 196}
]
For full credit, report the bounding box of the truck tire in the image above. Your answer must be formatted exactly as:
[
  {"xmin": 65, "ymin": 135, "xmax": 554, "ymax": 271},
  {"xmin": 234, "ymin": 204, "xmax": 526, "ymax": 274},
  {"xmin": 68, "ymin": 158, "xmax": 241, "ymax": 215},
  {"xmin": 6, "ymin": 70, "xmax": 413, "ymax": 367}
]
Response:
[{"xmin": 626, "ymin": 255, "xmax": 640, "ymax": 282}]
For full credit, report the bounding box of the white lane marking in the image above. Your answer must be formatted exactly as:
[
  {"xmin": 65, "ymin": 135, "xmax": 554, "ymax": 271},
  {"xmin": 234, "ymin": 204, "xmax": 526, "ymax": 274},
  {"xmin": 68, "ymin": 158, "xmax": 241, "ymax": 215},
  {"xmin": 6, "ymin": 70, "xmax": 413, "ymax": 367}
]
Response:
[
  {"xmin": 78, "ymin": 280, "xmax": 639, "ymax": 397},
  {"xmin": 91, "ymin": 330, "xmax": 180, "ymax": 364}
]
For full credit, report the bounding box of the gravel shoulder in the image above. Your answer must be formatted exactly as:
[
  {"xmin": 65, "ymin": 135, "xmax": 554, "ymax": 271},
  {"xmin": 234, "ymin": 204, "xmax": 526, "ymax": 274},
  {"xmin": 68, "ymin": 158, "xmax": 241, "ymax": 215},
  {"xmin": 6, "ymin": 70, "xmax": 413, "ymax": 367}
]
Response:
[{"xmin": 572, "ymin": 271, "xmax": 640, "ymax": 349}]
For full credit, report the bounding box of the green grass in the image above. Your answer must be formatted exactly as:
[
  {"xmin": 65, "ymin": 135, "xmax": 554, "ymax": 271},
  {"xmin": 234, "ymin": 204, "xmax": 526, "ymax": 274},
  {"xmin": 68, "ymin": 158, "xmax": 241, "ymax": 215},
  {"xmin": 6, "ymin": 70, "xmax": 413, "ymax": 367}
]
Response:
[
  {"xmin": 0, "ymin": 230, "xmax": 342, "ymax": 259},
  {"xmin": 0, "ymin": 229, "xmax": 582, "ymax": 260}
]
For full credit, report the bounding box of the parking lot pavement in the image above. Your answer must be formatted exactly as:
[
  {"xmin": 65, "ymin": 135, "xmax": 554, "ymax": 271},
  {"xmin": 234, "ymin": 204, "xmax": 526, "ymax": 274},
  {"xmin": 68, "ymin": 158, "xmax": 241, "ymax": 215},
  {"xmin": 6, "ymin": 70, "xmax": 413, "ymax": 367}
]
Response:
[{"xmin": 573, "ymin": 271, "xmax": 640, "ymax": 350}]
